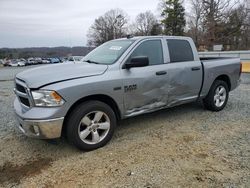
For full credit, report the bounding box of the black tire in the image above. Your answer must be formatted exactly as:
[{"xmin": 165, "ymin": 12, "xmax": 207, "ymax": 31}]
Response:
[
  {"xmin": 66, "ymin": 100, "xmax": 116, "ymax": 151},
  {"xmin": 203, "ymin": 80, "xmax": 229, "ymax": 111}
]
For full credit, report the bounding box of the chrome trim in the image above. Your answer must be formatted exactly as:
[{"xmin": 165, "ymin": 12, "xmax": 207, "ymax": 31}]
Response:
[
  {"xmin": 14, "ymin": 78, "xmax": 34, "ymax": 108},
  {"xmin": 14, "ymin": 88, "xmax": 30, "ymax": 109},
  {"xmin": 15, "ymin": 115, "xmax": 64, "ymax": 139},
  {"xmin": 26, "ymin": 87, "xmax": 35, "ymax": 107},
  {"xmin": 15, "ymin": 89, "xmax": 27, "ymax": 98},
  {"xmin": 15, "ymin": 78, "xmax": 27, "ymax": 89}
]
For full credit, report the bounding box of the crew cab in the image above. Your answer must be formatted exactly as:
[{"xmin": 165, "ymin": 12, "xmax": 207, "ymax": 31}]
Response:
[{"xmin": 14, "ymin": 36, "xmax": 241, "ymax": 150}]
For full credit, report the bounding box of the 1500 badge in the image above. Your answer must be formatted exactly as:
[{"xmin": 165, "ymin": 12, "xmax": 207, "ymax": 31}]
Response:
[{"xmin": 124, "ymin": 84, "xmax": 137, "ymax": 92}]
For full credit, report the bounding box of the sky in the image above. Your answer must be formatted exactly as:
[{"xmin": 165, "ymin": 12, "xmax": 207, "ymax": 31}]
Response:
[{"xmin": 0, "ymin": 0, "xmax": 161, "ymax": 48}]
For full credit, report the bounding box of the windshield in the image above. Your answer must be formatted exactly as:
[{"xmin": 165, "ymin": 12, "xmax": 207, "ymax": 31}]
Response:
[{"xmin": 83, "ymin": 40, "xmax": 135, "ymax": 65}]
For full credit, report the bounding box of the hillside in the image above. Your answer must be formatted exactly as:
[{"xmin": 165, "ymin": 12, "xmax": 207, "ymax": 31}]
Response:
[{"xmin": 0, "ymin": 46, "xmax": 94, "ymax": 59}]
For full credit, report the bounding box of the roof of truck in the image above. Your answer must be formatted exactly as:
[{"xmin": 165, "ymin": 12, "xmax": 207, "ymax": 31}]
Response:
[{"xmin": 113, "ymin": 35, "xmax": 192, "ymax": 41}]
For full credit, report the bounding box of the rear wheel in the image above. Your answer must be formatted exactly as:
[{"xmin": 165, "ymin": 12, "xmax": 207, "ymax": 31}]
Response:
[
  {"xmin": 203, "ymin": 80, "xmax": 229, "ymax": 111},
  {"xmin": 66, "ymin": 100, "xmax": 116, "ymax": 151}
]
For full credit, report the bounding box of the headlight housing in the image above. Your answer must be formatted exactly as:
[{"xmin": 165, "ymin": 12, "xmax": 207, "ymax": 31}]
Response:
[{"xmin": 31, "ymin": 90, "xmax": 65, "ymax": 107}]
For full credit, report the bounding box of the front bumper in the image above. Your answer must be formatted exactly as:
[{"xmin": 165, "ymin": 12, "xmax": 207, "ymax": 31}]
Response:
[{"xmin": 16, "ymin": 115, "xmax": 64, "ymax": 139}]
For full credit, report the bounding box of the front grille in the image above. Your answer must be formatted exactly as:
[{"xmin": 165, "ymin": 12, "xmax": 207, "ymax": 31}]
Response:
[
  {"xmin": 16, "ymin": 83, "xmax": 26, "ymax": 93},
  {"xmin": 15, "ymin": 80, "xmax": 31, "ymax": 108},
  {"xmin": 19, "ymin": 97, "xmax": 30, "ymax": 107}
]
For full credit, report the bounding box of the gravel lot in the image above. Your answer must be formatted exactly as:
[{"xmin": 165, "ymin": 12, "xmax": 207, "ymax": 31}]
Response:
[{"xmin": 0, "ymin": 66, "xmax": 249, "ymax": 188}]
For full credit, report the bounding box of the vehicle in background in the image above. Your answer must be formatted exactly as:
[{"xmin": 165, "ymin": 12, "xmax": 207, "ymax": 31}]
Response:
[
  {"xmin": 34, "ymin": 57, "xmax": 42, "ymax": 64},
  {"xmin": 19, "ymin": 58, "xmax": 27, "ymax": 64},
  {"xmin": 65, "ymin": 56, "xmax": 84, "ymax": 63},
  {"xmin": 42, "ymin": 58, "xmax": 50, "ymax": 64},
  {"xmin": 17, "ymin": 59, "xmax": 27, "ymax": 66},
  {"xmin": 27, "ymin": 58, "xmax": 36, "ymax": 65},
  {"xmin": 9, "ymin": 60, "xmax": 25, "ymax": 67},
  {"xmin": 59, "ymin": 57, "xmax": 67, "ymax": 63},
  {"xmin": 14, "ymin": 36, "xmax": 241, "ymax": 151},
  {"xmin": 3, "ymin": 59, "xmax": 11, "ymax": 66},
  {"xmin": 49, "ymin": 57, "xmax": 60, "ymax": 64}
]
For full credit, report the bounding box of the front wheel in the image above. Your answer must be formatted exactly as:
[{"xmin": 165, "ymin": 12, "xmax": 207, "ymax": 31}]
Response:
[
  {"xmin": 203, "ymin": 80, "xmax": 229, "ymax": 111},
  {"xmin": 66, "ymin": 101, "xmax": 116, "ymax": 151}
]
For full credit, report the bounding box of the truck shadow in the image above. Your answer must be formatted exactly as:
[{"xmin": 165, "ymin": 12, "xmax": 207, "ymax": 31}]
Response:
[
  {"xmin": 50, "ymin": 102, "xmax": 204, "ymax": 146},
  {"xmin": 14, "ymin": 101, "xmax": 206, "ymax": 156},
  {"xmin": 117, "ymin": 101, "xmax": 204, "ymax": 132},
  {"xmin": 31, "ymin": 102, "xmax": 205, "ymax": 152}
]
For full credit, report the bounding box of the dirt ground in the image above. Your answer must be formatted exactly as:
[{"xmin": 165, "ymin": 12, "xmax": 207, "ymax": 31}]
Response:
[{"xmin": 0, "ymin": 66, "xmax": 249, "ymax": 188}]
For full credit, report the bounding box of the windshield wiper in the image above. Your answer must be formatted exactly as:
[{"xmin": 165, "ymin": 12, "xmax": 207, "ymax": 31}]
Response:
[{"xmin": 84, "ymin": 60, "xmax": 101, "ymax": 64}]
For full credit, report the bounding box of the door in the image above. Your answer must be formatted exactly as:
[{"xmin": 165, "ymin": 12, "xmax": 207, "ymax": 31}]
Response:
[
  {"xmin": 166, "ymin": 39, "xmax": 203, "ymax": 106},
  {"xmin": 121, "ymin": 39, "xmax": 169, "ymax": 117}
]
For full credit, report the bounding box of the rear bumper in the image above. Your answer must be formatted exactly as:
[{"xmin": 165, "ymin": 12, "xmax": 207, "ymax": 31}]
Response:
[{"xmin": 15, "ymin": 115, "xmax": 64, "ymax": 139}]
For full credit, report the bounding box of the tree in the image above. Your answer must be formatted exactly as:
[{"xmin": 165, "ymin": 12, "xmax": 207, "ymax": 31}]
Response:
[
  {"xmin": 87, "ymin": 9, "xmax": 128, "ymax": 46},
  {"xmin": 202, "ymin": 0, "xmax": 240, "ymax": 50},
  {"xmin": 185, "ymin": 0, "xmax": 247, "ymax": 50},
  {"xmin": 134, "ymin": 11, "xmax": 157, "ymax": 36},
  {"xmin": 160, "ymin": 0, "xmax": 186, "ymax": 35},
  {"xmin": 221, "ymin": 5, "xmax": 247, "ymax": 50},
  {"xmin": 150, "ymin": 23, "xmax": 163, "ymax": 35},
  {"xmin": 242, "ymin": 1, "xmax": 250, "ymax": 49},
  {"xmin": 187, "ymin": 0, "xmax": 204, "ymax": 46}
]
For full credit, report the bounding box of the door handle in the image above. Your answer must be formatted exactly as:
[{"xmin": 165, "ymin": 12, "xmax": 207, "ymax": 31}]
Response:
[
  {"xmin": 191, "ymin": 67, "xmax": 201, "ymax": 71},
  {"xmin": 156, "ymin": 71, "xmax": 167, "ymax": 76}
]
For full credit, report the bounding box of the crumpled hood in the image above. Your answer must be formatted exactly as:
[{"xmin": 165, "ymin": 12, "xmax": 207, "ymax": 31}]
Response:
[{"xmin": 16, "ymin": 63, "xmax": 108, "ymax": 88}]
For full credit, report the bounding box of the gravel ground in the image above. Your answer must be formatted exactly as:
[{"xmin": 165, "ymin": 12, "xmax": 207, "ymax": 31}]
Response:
[{"xmin": 0, "ymin": 66, "xmax": 249, "ymax": 188}]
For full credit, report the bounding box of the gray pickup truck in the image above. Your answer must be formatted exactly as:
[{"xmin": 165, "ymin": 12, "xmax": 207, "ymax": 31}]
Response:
[{"xmin": 14, "ymin": 36, "xmax": 242, "ymax": 150}]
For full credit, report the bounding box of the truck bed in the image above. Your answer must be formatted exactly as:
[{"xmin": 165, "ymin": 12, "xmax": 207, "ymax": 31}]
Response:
[
  {"xmin": 199, "ymin": 57, "xmax": 241, "ymax": 98},
  {"xmin": 200, "ymin": 57, "xmax": 238, "ymax": 61}
]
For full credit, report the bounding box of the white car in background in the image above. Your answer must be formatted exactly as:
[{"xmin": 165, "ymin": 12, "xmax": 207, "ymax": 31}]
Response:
[
  {"xmin": 27, "ymin": 58, "xmax": 36, "ymax": 65},
  {"xmin": 9, "ymin": 60, "xmax": 26, "ymax": 67},
  {"xmin": 66, "ymin": 56, "xmax": 85, "ymax": 63},
  {"xmin": 42, "ymin": 58, "xmax": 50, "ymax": 64}
]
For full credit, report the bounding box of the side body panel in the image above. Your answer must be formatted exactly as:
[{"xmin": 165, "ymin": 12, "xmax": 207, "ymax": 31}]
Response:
[
  {"xmin": 120, "ymin": 38, "xmax": 169, "ymax": 117},
  {"xmin": 164, "ymin": 60, "xmax": 203, "ymax": 107},
  {"xmin": 200, "ymin": 58, "xmax": 241, "ymax": 97},
  {"xmin": 121, "ymin": 64, "xmax": 169, "ymax": 117},
  {"xmin": 163, "ymin": 37, "xmax": 203, "ymax": 107}
]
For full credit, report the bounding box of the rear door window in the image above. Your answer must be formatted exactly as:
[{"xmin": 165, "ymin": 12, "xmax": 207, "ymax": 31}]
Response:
[{"xmin": 167, "ymin": 39, "xmax": 194, "ymax": 62}]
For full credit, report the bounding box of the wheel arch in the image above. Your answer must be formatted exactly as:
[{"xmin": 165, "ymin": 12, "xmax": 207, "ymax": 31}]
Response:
[
  {"xmin": 215, "ymin": 74, "xmax": 231, "ymax": 91},
  {"xmin": 62, "ymin": 94, "xmax": 121, "ymax": 136}
]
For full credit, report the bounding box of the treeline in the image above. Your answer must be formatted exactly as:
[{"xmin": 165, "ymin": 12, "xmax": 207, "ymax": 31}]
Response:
[
  {"xmin": 0, "ymin": 47, "xmax": 93, "ymax": 59},
  {"xmin": 87, "ymin": 0, "xmax": 250, "ymax": 51}
]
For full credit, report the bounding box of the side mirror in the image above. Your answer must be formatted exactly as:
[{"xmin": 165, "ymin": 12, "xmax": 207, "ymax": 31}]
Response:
[{"xmin": 124, "ymin": 56, "xmax": 149, "ymax": 69}]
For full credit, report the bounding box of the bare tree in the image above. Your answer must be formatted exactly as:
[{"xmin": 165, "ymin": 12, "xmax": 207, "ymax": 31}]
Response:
[
  {"xmin": 187, "ymin": 0, "xmax": 204, "ymax": 46},
  {"xmin": 87, "ymin": 9, "xmax": 128, "ymax": 46},
  {"xmin": 134, "ymin": 11, "xmax": 157, "ymax": 36},
  {"xmin": 202, "ymin": 0, "xmax": 240, "ymax": 50},
  {"xmin": 241, "ymin": 0, "xmax": 250, "ymax": 49},
  {"xmin": 186, "ymin": 0, "xmax": 249, "ymax": 50}
]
